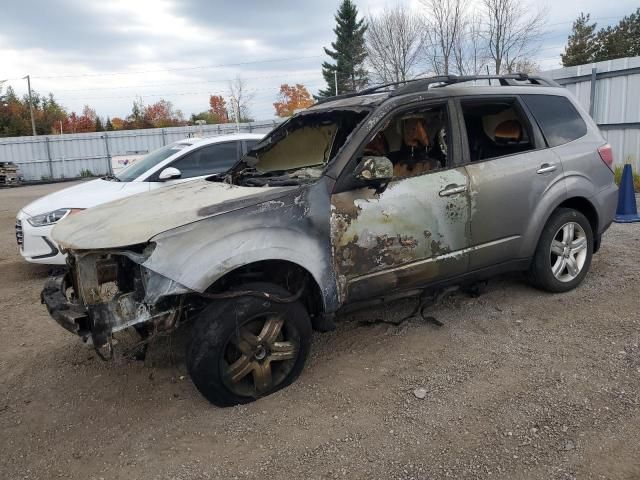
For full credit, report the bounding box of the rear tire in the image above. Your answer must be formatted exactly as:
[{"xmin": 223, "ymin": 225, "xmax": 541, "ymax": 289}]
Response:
[
  {"xmin": 187, "ymin": 282, "xmax": 312, "ymax": 407},
  {"xmin": 528, "ymin": 208, "xmax": 593, "ymax": 293}
]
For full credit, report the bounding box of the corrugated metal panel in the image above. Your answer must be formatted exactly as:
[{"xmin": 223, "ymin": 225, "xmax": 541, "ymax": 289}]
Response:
[
  {"xmin": 0, "ymin": 120, "xmax": 282, "ymax": 181},
  {"xmin": 602, "ymin": 128, "xmax": 640, "ymax": 171}
]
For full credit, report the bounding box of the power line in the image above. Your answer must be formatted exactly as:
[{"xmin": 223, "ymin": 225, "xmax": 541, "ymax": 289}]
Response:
[
  {"xmin": 58, "ymin": 84, "xmax": 325, "ymax": 101},
  {"xmin": 27, "ymin": 55, "xmax": 324, "ymax": 80},
  {"xmin": 54, "ymin": 72, "xmax": 322, "ymax": 92}
]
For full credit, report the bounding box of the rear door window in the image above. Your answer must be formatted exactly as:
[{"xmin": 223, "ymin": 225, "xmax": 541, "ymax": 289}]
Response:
[
  {"xmin": 521, "ymin": 95, "xmax": 587, "ymax": 147},
  {"xmin": 460, "ymin": 99, "xmax": 536, "ymax": 162}
]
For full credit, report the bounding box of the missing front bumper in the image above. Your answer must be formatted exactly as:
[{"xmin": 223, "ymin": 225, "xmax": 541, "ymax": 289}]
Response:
[
  {"xmin": 41, "ymin": 253, "xmax": 186, "ymax": 354},
  {"xmin": 41, "ymin": 274, "xmax": 90, "ymax": 338}
]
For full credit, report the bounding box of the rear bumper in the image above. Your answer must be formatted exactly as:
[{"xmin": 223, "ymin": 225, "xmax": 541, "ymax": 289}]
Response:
[
  {"xmin": 594, "ymin": 183, "xmax": 618, "ymax": 235},
  {"xmin": 592, "ymin": 182, "xmax": 618, "ymax": 253}
]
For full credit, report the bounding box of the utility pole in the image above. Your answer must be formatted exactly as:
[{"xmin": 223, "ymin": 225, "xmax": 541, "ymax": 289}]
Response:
[
  {"xmin": 23, "ymin": 75, "xmax": 37, "ymax": 136},
  {"xmin": 334, "ymin": 70, "xmax": 338, "ymax": 96}
]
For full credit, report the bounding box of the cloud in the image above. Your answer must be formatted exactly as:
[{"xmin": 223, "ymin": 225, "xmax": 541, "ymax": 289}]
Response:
[{"xmin": 1, "ymin": 0, "xmax": 638, "ymax": 120}]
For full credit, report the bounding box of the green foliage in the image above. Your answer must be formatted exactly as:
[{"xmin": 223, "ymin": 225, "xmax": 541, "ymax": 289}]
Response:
[
  {"xmin": 105, "ymin": 117, "xmax": 113, "ymax": 131},
  {"xmin": 614, "ymin": 164, "xmax": 640, "ymax": 192},
  {"xmin": 78, "ymin": 169, "xmax": 94, "ymax": 178},
  {"xmin": 318, "ymin": 0, "xmax": 368, "ymax": 98},
  {"xmin": 562, "ymin": 8, "xmax": 640, "ymax": 66},
  {"xmin": 95, "ymin": 117, "xmax": 104, "ymax": 132},
  {"xmin": 561, "ymin": 13, "xmax": 597, "ymax": 67},
  {"xmin": 190, "ymin": 111, "xmax": 225, "ymax": 124}
]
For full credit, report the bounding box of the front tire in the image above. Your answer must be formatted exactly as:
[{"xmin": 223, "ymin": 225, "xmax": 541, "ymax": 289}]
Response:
[
  {"xmin": 187, "ymin": 282, "xmax": 312, "ymax": 407},
  {"xmin": 528, "ymin": 208, "xmax": 593, "ymax": 293}
]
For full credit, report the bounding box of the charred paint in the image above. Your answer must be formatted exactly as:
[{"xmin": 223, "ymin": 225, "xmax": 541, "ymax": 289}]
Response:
[{"xmin": 330, "ymin": 167, "xmax": 471, "ymax": 301}]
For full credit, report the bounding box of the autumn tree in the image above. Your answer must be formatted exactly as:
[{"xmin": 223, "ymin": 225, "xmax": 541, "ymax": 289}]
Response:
[
  {"xmin": 63, "ymin": 105, "xmax": 96, "ymax": 133},
  {"xmin": 319, "ymin": 0, "xmax": 368, "ymax": 97},
  {"xmin": 208, "ymin": 95, "xmax": 229, "ymax": 123},
  {"xmin": 143, "ymin": 99, "xmax": 185, "ymax": 128},
  {"xmin": 273, "ymin": 84, "xmax": 314, "ymax": 117},
  {"xmin": 110, "ymin": 117, "xmax": 125, "ymax": 130}
]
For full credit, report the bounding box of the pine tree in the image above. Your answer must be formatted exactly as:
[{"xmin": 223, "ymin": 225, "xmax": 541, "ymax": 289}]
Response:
[
  {"xmin": 105, "ymin": 117, "xmax": 113, "ymax": 131},
  {"xmin": 95, "ymin": 116, "xmax": 104, "ymax": 132},
  {"xmin": 594, "ymin": 8, "xmax": 640, "ymax": 61},
  {"xmin": 318, "ymin": 0, "xmax": 368, "ymax": 98},
  {"xmin": 561, "ymin": 13, "xmax": 597, "ymax": 67}
]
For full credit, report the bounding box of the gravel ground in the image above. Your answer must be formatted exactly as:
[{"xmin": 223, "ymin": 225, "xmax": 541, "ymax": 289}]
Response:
[{"xmin": 1, "ymin": 182, "xmax": 639, "ymax": 480}]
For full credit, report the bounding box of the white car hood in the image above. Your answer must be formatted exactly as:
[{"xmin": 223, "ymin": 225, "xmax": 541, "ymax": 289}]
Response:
[
  {"xmin": 52, "ymin": 179, "xmax": 294, "ymax": 250},
  {"xmin": 21, "ymin": 179, "xmax": 149, "ymax": 216}
]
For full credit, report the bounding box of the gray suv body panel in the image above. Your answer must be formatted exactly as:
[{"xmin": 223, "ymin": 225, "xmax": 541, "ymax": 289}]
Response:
[{"xmin": 44, "ymin": 81, "xmax": 618, "ymax": 345}]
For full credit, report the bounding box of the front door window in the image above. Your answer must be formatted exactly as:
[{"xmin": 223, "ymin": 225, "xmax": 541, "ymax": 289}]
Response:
[{"xmin": 331, "ymin": 103, "xmax": 471, "ymax": 302}]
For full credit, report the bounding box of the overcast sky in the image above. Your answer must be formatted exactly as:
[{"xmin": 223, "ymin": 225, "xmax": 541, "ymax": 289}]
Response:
[{"xmin": 1, "ymin": 0, "xmax": 637, "ymax": 121}]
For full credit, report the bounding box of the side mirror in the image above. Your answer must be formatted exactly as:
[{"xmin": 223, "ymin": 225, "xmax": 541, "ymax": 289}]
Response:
[
  {"xmin": 354, "ymin": 156, "xmax": 393, "ymax": 182},
  {"xmin": 158, "ymin": 167, "xmax": 181, "ymax": 181}
]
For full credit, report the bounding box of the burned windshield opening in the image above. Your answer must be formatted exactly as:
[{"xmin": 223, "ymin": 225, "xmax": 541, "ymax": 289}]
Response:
[{"xmin": 221, "ymin": 109, "xmax": 369, "ymax": 187}]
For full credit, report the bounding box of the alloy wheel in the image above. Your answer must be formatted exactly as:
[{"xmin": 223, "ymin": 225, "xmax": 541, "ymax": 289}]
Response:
[
  {"xmin": 549, "ymin": 221, "xmax": 588, "ymax": 282},
  {"xmin": 222, "ymin": 314, "xmax": 299, "ymax": 397}
]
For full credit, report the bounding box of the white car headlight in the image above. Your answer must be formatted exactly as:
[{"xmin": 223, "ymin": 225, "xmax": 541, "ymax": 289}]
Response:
[{"xmin": 27, "ymin": 208, "xmax": 83, "ymax": 227}]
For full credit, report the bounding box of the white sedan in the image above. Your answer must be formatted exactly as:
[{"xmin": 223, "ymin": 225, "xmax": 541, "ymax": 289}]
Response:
[{"xmin": 16, "ymin": 133, "xmax": 264, "ymax": 265}]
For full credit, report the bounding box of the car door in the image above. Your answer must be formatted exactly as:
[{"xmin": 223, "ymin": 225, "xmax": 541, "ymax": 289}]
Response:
[
  {"xmin": 330, "ymin": 100, "xmax": 471, "ymax": 303},
  {"xmin": 148, "ymin": 141, "xmax": 241, "ymax": 190},
  {"xmin": 458, "ymin": 96, "xmax": 566, "ymax": 270}
]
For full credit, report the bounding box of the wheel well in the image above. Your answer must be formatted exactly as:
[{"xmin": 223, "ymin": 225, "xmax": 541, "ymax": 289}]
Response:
[
  {"xmin": 206, "ymin": 260, "xmax": 325, "ymax": 319},
  {"xmin": 556, "ymin": 197, "xmax": 600, "ymax": 251}
]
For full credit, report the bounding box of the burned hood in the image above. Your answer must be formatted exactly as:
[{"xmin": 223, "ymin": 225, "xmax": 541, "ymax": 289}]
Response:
[{"xmin": 52, "ymin": 179, "xmax": 297, "ymax": 250}]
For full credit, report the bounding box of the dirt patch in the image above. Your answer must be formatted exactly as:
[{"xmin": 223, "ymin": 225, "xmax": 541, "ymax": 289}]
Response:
[{"xmin": 1, "ymin": 183, "xmax": 639, "ymax": 479}]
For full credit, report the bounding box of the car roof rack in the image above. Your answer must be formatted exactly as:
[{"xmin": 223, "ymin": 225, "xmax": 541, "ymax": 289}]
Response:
[{"xmin": 315, "ymin": 73, "xmax": 559, "ymax": 105}]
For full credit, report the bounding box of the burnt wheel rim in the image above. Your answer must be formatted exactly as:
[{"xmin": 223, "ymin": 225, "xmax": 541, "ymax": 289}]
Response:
[
  {"xmin": 222, "ymin": 313, "xmax": 299, "ymax": 397},
  {"xmin": 549, "ymin": 221, "xmax": 588, "ymax": 283}
]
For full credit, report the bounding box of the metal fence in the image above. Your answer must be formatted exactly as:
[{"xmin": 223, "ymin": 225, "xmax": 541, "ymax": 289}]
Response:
[
  {"xmin": 0, "ymin": 121, "xmax": 282, "ymax": 181},
  {"xmin": 543, "ymin": 56, "xmax": 640, "ymax": 171}
]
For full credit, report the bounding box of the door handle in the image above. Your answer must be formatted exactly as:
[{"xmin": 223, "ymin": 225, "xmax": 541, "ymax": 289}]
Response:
[
  {"xmin": 536, "ymin": 163, "xmax": 557, "ymax": 174},
  {"xmin": 439, "ymin": 185, "xmax": 467, "ymax": 197}
]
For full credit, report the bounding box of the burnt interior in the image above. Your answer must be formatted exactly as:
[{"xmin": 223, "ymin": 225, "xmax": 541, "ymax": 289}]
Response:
[{"xmin": 224, "ymin": 109, "xmax": 369, "ymax": 187}]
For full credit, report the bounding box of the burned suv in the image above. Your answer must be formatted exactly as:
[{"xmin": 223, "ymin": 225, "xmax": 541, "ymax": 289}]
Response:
[{"xmin": 42, "ymin": 74, "xmax": 618, "ymax": 406}]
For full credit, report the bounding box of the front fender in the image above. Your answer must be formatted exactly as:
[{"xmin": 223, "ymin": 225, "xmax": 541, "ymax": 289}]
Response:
[{"xmin": 141, "ymin": 184, "xmax": 340, "ymax": 313}]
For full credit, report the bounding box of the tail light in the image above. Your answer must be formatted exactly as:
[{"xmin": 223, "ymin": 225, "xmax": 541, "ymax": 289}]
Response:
[{"xmin": 598, "ymin": 143, "xmax": 614, "ymax": 171}]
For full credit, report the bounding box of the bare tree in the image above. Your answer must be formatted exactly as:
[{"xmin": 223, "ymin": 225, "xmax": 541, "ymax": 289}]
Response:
[
  {"xmin": 420, "ymin": 0, "xmax": 466, "ymax": 75},
  {"xmin": 481, "ymin": 0, "xmax": 547, "ymax": 74},
  {"xmin": 227, "ymin": 76, "xmax": 254, "ymax": 123},
  {"xmin": 510, "ymin": 58, "xmax": 541, "ymax": 75},
  {"xmin": 453, "ymin": 13, "xmax": 490, "ymax": 75},
  {"xmin": 365, "ymin": 4, "xmax": 424, "ymax": 83}
]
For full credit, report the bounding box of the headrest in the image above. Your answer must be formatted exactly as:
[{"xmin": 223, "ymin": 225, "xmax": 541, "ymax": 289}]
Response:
[
  {"xmin": 494, "ymin": 120, "xmax": 522, "ymax": 142},
  {"xmin": 364, "ymin": 132, "xmax": 388, "ymax": 156},
  {"xmin": 403, "ymin": 118, "xmax": 430, "ymax": 147}
]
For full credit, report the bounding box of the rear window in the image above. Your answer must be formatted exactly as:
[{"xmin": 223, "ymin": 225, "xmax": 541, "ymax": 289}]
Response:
[{"xmin": 521, "ymin": 95, "xmax": 587, "ymax": 147}]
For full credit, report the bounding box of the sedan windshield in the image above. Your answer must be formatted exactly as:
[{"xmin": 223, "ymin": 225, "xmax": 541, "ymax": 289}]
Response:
[{"xmin": 115, "ymin": 143, "xmax": 191, "ymax": 182}]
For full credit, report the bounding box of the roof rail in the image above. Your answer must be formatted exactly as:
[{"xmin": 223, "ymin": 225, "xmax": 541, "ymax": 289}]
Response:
[{"xmin": 315, "ymin": 73, "xmax": 560, "ymax": 105}]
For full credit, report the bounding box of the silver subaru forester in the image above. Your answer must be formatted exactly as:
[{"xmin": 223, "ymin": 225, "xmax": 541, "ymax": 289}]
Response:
[{"xmin": 42, "ymin": 74, "xmax": 618, "ymax": 406}]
